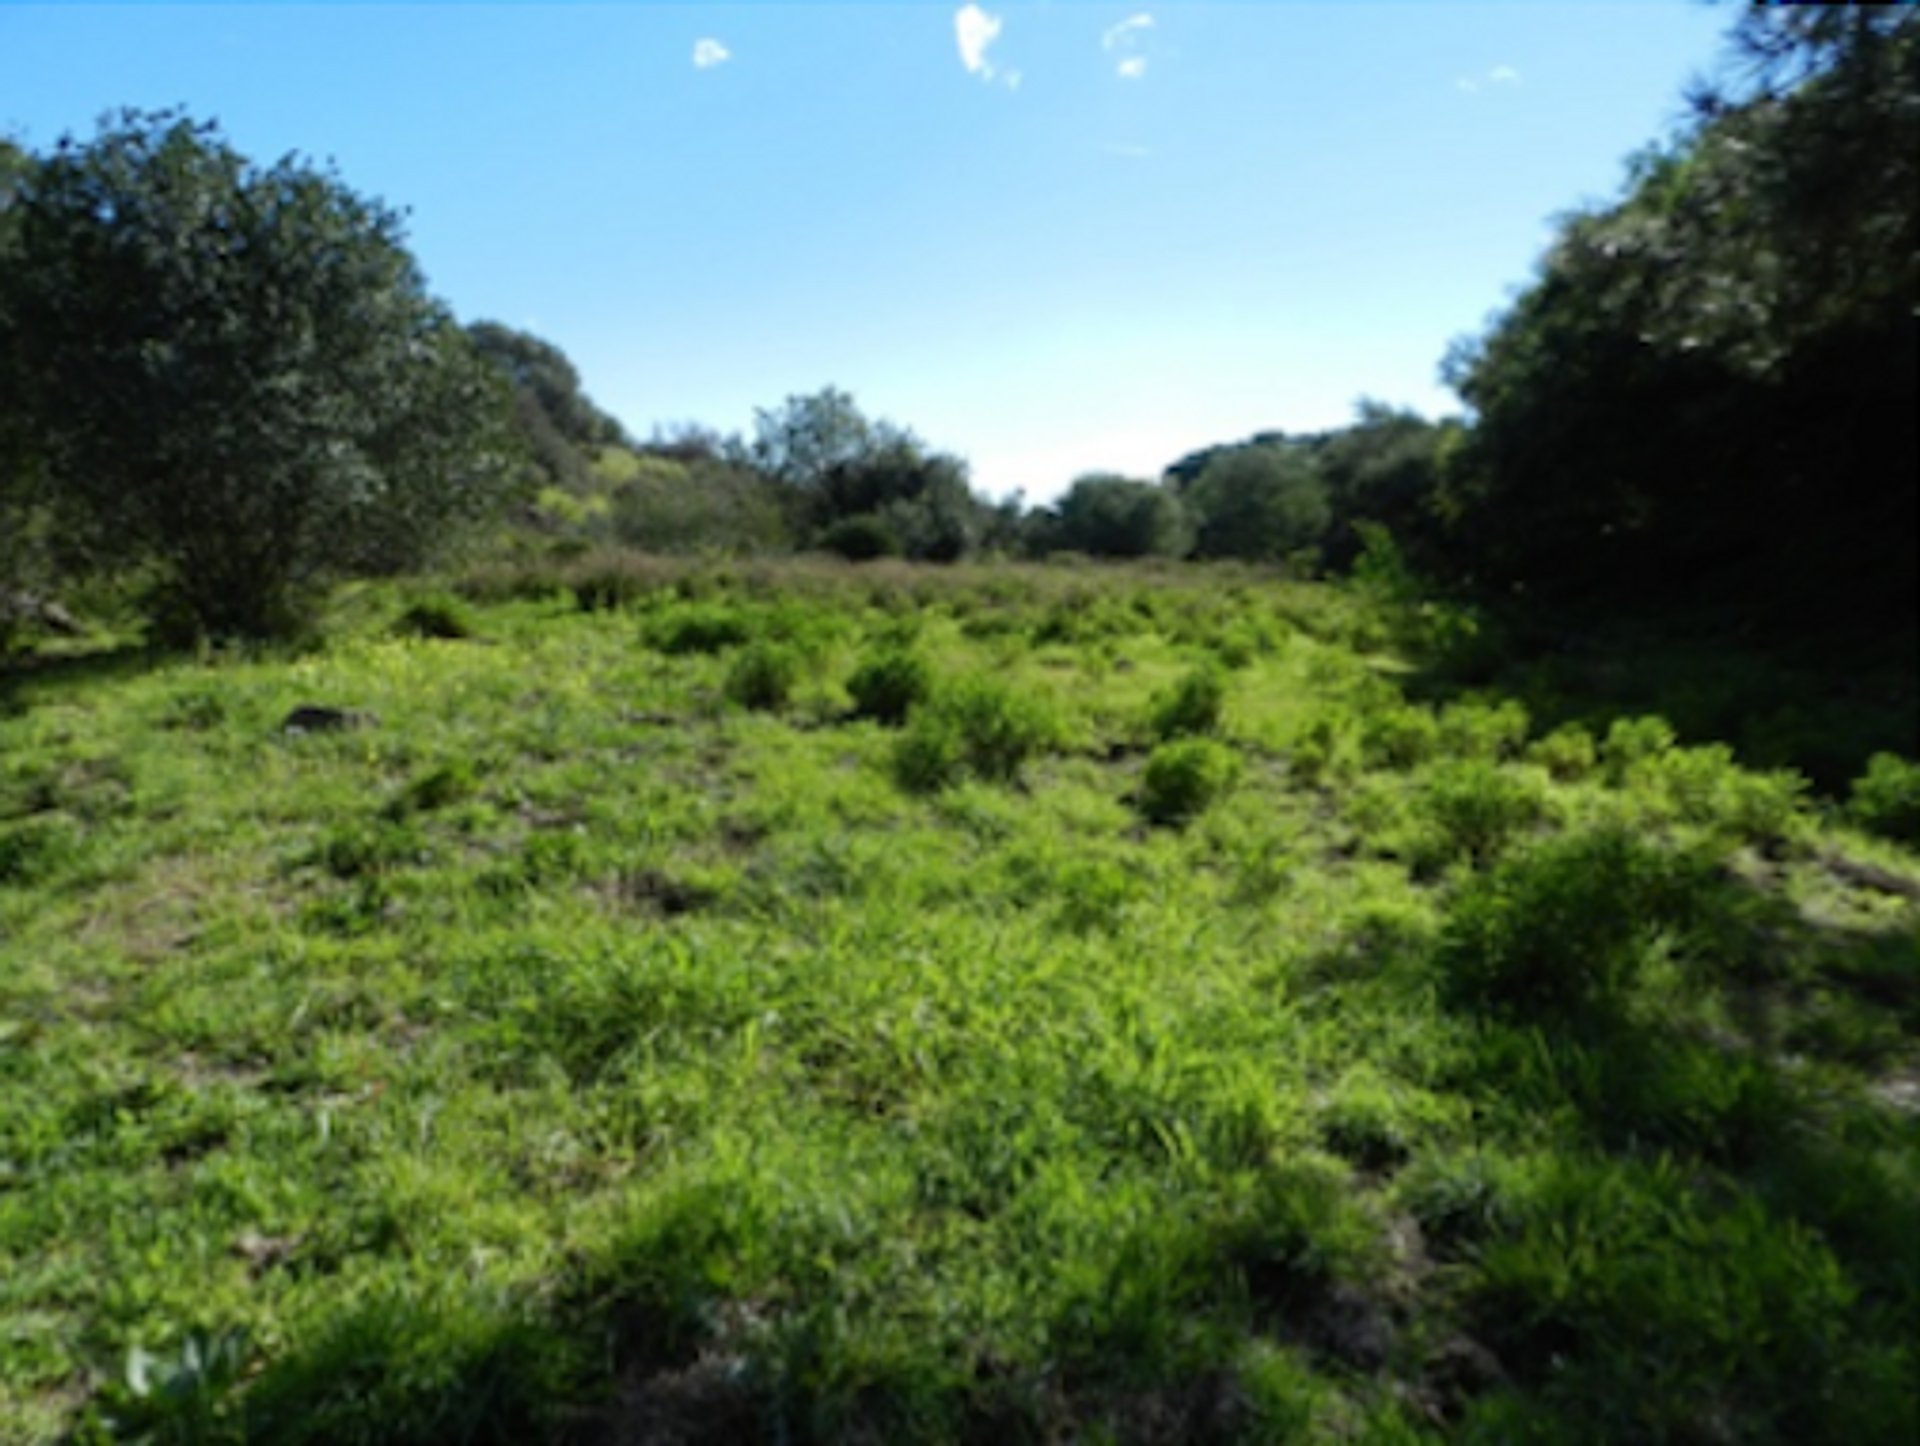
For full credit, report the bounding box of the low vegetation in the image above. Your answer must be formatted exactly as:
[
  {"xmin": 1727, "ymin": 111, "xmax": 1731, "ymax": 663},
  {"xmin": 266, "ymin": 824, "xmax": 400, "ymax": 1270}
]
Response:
[{"xmin": 2, "ymin": 559, "xmax": 1914, "ymax": 1444}]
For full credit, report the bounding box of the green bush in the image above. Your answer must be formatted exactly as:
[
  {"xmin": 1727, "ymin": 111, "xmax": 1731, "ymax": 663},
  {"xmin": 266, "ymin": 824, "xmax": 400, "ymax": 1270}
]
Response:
[
  {"xmin": 1139, "ymin": 737, "xmax": 1242, "ymax": 826},
  {"xmin": 1436, "ymin": 827, "xmax": 1708, "ymax": 1021},
  {"xmin": 646, "ymin": 604, "xmax": 753, "ymax": 655},
  {"xmin": 846, "ymin": 648, "xmax": 934, "ymax": 726},
  {"xmin": 725, "ymin": 641, "xmax": 802, "ymax": 712},
  {"xmin": 892, "ymin": 674, "xmax": 1059, "ymax": 791},
  {"xmin": 392, "ymin": 594, "xmax": 477, "ymax": 641},
  {"xmin": 1600, "ymin": 714, "xmax": 1678, "ymax": 786},
  {"xmin": 1847, "ymin": 752, "xmax": 1920, "ymax": 846},
  {"xmin": 1146, "ymin": 663, "xmax": 1228, "ymax": 741},
  {"xmin": 1436, "ymin": 698, "xmax": 1531, "ymax": 761},
  {"xmin": 1361, "ymin": 704, "xmax": 1440, "ymax": 769},
  {"xmin": 1524, "ymin": 722, "xmax": 1598, "ymax": 781},
  {"xmin": 817, "ymin": 513, "xmax": 903, "ymax": 561},
  {"xmin": 1417, "ymin": 760, "xmax": 1549, "ymax": 868}
]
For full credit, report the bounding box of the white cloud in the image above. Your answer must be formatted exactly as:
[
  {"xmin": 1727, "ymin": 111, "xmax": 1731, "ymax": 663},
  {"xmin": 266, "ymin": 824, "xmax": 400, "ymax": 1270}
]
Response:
[
  {"xmin": 1117, "ymin": 56, "xmax": 1147, "ymax": 80},
  {"xmin": 692, "ymin": 38, "xmax": 730, "ymax": 69},
  {"xmin": 956, "ymin": 5, "xmax": 1006, "ymax": 82},
  {"xmin": 1102, "ymin": 14, "xmax": 1154, "ymax": 52},
  {"xmin": 1489, "ymin": 65, "xmax": 1520, "ymax": 84}
]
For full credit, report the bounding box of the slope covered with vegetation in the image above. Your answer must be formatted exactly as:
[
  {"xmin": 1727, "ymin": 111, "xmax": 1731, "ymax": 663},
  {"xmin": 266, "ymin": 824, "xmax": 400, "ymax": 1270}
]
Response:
[{"xmin": 2, "ymin": 561, "xmax": 1915, "ymax": 1444}]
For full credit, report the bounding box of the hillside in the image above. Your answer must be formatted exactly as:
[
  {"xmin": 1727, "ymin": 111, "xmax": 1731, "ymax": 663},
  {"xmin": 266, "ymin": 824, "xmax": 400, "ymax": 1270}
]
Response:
[{"xmin": 3, "ymin": 559, "xmax": 1915, "ymax": 1444}]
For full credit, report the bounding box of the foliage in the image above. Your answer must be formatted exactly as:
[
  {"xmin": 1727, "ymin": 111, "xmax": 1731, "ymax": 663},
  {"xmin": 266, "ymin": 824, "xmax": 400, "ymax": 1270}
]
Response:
[
  {"xmin": 740, "ymin": 387, "xmax": 989, "ymax": 559},
  {"xmin": 1046, "ymin": 474, "xmax": 1192, "ymax": 559},
  {"xmin": 725, "ymin": 640, "xmax": 803, "ymax": 712},
  {"xmin": 2, "ymin": 560, "xmax": 1914, "ymax": 1445},
  {"xmin": 0, "ymin": 110, "xmax": 519, "ymax": 639},
  {"xmin": 1185, "ymin": 443, "xmax": 1331, "ymax": 564},
  {"xmin": 1145, "ymin": 662, "xmax": 1228, "ymax": 741},
  {"xmin": 893, "ymin": 673, "xmax": 1060, "ymax": 790},
  {"xmin": 1438, "ymin": 9, "xmax": 1918, "ymax": 624},
  {"xmin": 846, "ymin": 647, "xmax": 934, "ymax": 725},
  {"xmin": 1435, "ymin": 826, "xmax": 1712, "ymax": 1021},
  {"xmin": 466, "ymin": 321, "xmax": 625, "ymax": 494},
  {"xmin": 1848, "ymin": 752, "xmax": 1920, "ymax": 846},
  {"xmin": 608, "ymin": 453, "xmax": 791, "ymax": 556},
  {"xmin": 1138, "ymin": 736, "xmax": 1241, "ymax": 825}
]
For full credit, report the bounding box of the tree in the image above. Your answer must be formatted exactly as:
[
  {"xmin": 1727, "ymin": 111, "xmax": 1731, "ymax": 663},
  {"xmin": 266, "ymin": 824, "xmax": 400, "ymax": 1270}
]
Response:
[
  {"xmin": 1049, "ymin": 474, "xmax": 1192, "ymax": 559},
  {"xmin": 1185, "ymin": 444, "xmax": 1330, "ymax": 563},
  {"xmin": 1438, "ymin": 6, "xmax": 1917, "ymax": 622},
  {"xmin": 741, "ymin": 387, "xmax": 988, "ymax": 559},
  {"xmin": 0, "ymin": 110, "xmax": 518, "ymax": 638},
  {"xmin": 467, "ymin": 321, "xmax": 626, "ymax": 493}
]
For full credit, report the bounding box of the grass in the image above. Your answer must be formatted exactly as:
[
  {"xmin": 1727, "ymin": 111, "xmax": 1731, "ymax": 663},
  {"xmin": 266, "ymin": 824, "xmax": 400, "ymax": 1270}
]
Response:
[{"xmin": 1, "ymin": 556, "xmax": 1915, "ymax": 1444}]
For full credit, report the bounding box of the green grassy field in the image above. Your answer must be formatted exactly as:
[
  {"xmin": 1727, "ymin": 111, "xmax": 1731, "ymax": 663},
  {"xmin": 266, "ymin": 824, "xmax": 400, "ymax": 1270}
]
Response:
[{"xmin": 3, "ymin": 558, "xmax": 1915, "ymax": 1445}]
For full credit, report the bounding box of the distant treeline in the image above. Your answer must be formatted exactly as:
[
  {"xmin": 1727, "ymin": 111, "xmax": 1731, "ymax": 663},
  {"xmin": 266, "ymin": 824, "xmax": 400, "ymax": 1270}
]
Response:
[{"xmin": 1, "ymin": 8, "xmax": 1913, "ymax": 648}]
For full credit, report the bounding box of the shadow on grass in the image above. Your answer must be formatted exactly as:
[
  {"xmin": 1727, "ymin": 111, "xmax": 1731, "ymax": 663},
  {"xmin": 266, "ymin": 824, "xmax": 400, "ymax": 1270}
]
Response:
[{"xmin": 1393, "ymin": 597, "xmax": 1918, "ymax": 794}]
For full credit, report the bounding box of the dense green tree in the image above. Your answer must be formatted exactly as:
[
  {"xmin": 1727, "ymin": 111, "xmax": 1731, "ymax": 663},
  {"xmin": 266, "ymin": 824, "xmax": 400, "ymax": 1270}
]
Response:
[
  {"xmin": 466, "ymin": 321, "xmax": 625, "ymax": 493},
  {"xmin": 1048, "ymin": 474, "xmax": 1192, "ymax": 559},
  {"xmin": 0, "ymin": 111, "xmax": 518, "ymax": 638},
  {"xmin": 1311, "ymin": 401, "xmax": 1458, "ymax": 572},
  {"xmin": 742, "ymin": 387, "xmax": 988, "ymax": 559},
  {"xmin": 1439, "ymin": 6, "xmax": 1917, "ymax": 622},
  {"xmin": 1185, "ymin": 444, "xmax": 1330, "ymax": 563}
]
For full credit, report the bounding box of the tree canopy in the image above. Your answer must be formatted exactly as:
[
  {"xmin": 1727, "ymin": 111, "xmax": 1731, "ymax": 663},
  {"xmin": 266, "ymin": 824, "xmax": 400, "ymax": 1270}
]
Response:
[
  {"xmin": 1437, "ymin": 6, "xmax": 1917, "ymax": 623},
  {"xmin": 0, "ymin": 110, "xmax": 518, "ymax": 637}
]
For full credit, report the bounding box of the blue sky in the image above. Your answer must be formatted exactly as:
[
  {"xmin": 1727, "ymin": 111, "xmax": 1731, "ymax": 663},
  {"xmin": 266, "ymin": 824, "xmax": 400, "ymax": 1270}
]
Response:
[{"xmin": 1, "ymin": 3, "xmax": 1733, "ymax": 502}]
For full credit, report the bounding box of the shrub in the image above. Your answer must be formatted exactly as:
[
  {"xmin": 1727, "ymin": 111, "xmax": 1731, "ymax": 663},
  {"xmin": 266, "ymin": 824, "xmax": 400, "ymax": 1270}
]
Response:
[
  {"xmin": 725, "ymin": 641, "xmax": 802, "ymax": 712},
  {"xmin": 1436, "ymin": 698, "xmax": 1531, "ymax": 760},
  {"xmin": 1848, "ymin": 752, "xmax": 1920, "ymax": 846},
  {"xmin": 892, "ymin": 674, "xmax": 1059, "ymax": 791},
  {"xmin": 1600, "ymin": 714, "xmax": 1678, "ymax": 786},
  {"xmin": 393, "ymin": 594, "xmax": 477, "ymax": 641},
  {"xmin": 1361, "ymin": 704, "xmax": 1440, "ymax": 769},
  {"xmin": 1417, "ymin": 760, "xmax": 1549, "ymax": 868},
  {"xmin": 1525, "ymin": 722, "xmax": 1598, "ymax": 781},
  {"xmin": 817, "ymin": 513, "xmax": 903, "ymax": 561},
  {"xmin": 1435, "ymin": 827, "xmax": 1708, "ymax": 1021},
  {"xmin": 846, "ymin": 648, "xmax": 934, "ymax": 726},
  {"xmin": 646, "ymin": 604, "xmax": 752, "ymax": 655},
  {"xmin": 1139, "ymin": 737, "xmax": 1242, "ymax": 826},
  {"xmin": 1146, "ymin": 663, "xmax": 1228, "ymax": 741}
]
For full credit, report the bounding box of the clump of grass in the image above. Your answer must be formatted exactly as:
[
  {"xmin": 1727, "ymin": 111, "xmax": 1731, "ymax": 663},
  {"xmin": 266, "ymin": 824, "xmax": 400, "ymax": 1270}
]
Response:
[
  {"xmin": 1138, "ymin": 737, "xmax": 1242, "ymax": 826},
  {"xmin": 1435, "ymin": 825, "xmax": 1712, "ymax": 1021},
  {"xmin": 389, "ymin": 759, "xmax": 480, "ymax": 815},
  {"xmin": 1145, "ymin": 662, "xmax": 1227, "ymax": 741},
  {"xmin": 846, "ymin": 647, "xmax": 934, "ymax": 726},
  {"xmin": 725, "ymin": 641, "xmax": 803, "ymax": 712},
  {"xmin": 1847, "ymin": 751, "xmax": 1920, "ymax": 846},
  {"xmin": 892, "ymin": 674, "xmax": 1060, "ymax": 792}
]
